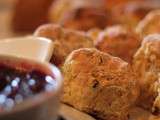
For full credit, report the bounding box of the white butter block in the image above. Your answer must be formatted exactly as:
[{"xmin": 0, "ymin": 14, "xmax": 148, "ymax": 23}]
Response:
[{"xmin": 0, "ymin": 36, "xmax": 53, "ymax": 62}]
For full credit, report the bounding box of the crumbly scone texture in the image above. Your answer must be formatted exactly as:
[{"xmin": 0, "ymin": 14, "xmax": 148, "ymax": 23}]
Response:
[
  {"xmin": 34, "ymin": 24, "xmax": 94, "ymax": 66},
  {"xmin": 133, "ymin": 34, "xmax": 160, "ymax": 114},
  {"xmin": 62, "ymin": 48, "xmax": 139, "ymax": 120},
  {"xmin": 95, "ymin": 25, "xmax": 141, "ymax": 63},
  {"xmin": 136, "ymin": 10, "xmax": 160, "ymax": 37}
]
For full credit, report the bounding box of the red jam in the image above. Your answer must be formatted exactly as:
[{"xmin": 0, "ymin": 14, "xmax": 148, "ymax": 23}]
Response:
[{"xmin": 0, "ymin": 64, "xmax": 56, "ymax": 111}]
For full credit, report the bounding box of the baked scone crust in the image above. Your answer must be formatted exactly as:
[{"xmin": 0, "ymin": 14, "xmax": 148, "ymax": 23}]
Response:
[
  {"xmin": 133, "ymin": 34, "xmax": 160, "ymax": 114},
  {"xmin": 62, "ymin": 48, "xmax": 139, "ymax": 120},
  {"xmin": 136, "ymin": 10, "xmax": 160, "ymax": 37},
  {"xmin": 34, "ymin": 24, "xmax": 94, "ymax": 66},
  {"xmin": 95, "ymin": 25, "xmax": 141, "ymax": 63}
]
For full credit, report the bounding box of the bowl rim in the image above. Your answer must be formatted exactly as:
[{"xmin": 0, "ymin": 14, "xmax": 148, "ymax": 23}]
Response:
[
  {"xmin": 0, "ymin": 36, "xmax": 54, "ymax": 62},
  {"xmin": 0, "ymin": 54, "xmax": 63, "ymax": 116}
]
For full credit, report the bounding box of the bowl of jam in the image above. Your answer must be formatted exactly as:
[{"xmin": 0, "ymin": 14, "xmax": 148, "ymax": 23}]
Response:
[{"xmin": 0, "ymin": 55, "xmax": 62, "ymax": 120}]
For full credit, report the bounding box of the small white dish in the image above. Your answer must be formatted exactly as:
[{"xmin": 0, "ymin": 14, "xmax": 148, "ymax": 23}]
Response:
[{"xmin": 0, "ymin": 36, "xmax": 53, "ymax": 62}]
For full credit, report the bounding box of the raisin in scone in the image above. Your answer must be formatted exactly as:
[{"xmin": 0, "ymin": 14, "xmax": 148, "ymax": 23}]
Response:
[
  {"xmin": 34, "ymin": 24, "xmax": 94, "ymax": 66},
  {"xmin": 133, "ymin": 34, "xmax": 160, "ymax": 114},
  {"xmin": 95, "ymin": 25, "xmax": 141, "ymax": 63},
  {"xmin": 62, "ymin": 48, "xmax": 139, "ymax": 120}
]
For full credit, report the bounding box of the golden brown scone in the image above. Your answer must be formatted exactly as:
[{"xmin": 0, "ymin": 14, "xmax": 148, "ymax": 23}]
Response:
[
  {"xmin": 34, "ymin": 24, "xmax": 94, "ymax": 66},
  {"xmin": 48, "ymin": 0, "xmax": 114, "ymax": 31},
  {"xmin": 34, "ymin": 24, "xmax": 63, "ymax": 40},
  {"xmin": 95, "ymin": 25, "xmax": 141, "ymax": 63},
  {"xmin": 112, "ymin": 1, "xmax": 159, "ymax": 28},
  {"xmin": 62, "ymin": 48, "xmax": 139, "ymax": 120},
  {"xmin": 136, "ymin": 10, "xmax": 160, "ymax": 38},
  {"xmin": 133, "ymin": 34, "xmax": 160, "ymax": 114}
]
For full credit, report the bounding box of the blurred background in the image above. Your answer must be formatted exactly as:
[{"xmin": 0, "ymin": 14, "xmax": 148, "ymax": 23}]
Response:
[{"xmin": 0, "ymin": 0, "xmax": 160, "ymax": 39}]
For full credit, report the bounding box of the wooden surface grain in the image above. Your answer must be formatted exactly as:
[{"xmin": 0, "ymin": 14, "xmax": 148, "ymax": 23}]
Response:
[{"xmin": 59, "ymin": 104, "xmax": 159, "ymax": 120}]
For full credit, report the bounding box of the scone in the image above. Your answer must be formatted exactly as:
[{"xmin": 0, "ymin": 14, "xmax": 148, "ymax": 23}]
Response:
[
  {"xmin": 112, "ymin": 1, "xmax": 159, "ymax": 28},
  {"xmin": 34, "ymin": 24, "xmax": 94, "ymax": 66},
  {"xmin": 95, "ymin": 25, "xmax": 141, "ymax": 63},
  {"xmin": 62, "ymin": 48, "xmax": 139, "ymax": 120},
  {"xmin": 133, "ymin": 34, "xmax": 160, "ymax": 114},
  {"xmin": 136, "ymin": 10, "xmax": 160, "ymax": 38},
  {"xmin": 48, "ymin": 0, "xmax": 113, "ymax": 31}
]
